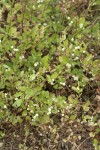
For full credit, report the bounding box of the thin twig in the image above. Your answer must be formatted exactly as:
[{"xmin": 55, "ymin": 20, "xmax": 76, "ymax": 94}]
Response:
[{"xmin": 76, "ymin": 137, "xmax": 91, "ymax": 150}]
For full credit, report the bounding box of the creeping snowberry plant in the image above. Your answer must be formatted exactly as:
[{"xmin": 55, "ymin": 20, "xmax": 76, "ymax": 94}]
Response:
[{"xmin": 0, "ymin": 0, "xmax": 100, "ymax": 149}]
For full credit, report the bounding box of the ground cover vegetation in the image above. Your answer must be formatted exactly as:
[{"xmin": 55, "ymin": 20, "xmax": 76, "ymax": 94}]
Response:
[{"xmin": 0, "ymin": 0, "xmax": 100, "ymax": 149}]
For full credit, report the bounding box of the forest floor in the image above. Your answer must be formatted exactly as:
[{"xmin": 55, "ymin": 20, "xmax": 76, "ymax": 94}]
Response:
[{"xmin": 0, "ymin": 0, "xmax": 100, "ymax": 150}]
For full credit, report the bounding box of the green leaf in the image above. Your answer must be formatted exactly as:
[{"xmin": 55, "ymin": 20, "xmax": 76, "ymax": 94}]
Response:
[
  {"xmin": 59, "ymin": 56, "xmax": 63, "ymax": 62},
  {"xmin": 22, "ymin": 110, "xmax": 27, "ymax": 117},
  {"xmin": 14, "ymin": 3, "xmax": 22, "ymax": 12},
  {"xmin": 64, "ymin": 39, "xmax": 68, "ymax": 47},
  {"xmin": 1, "ymin": 0, "xmax": 8, "ymax": 4},
  {"xmin": 14, "ymin": 92, "xmax": 22, "ymax": 97},
  {"xmin": 25, "ymin": 87, "xmax": 41, "ymax": 99},
  {"xmin": 0, "ymin": 101, "xmax": 4, "ymax": 107},
  {"xmin": 9, "ymin": 27, "xmax": 18, "ymax": 37},
  {"xmin": 18, "ymin": 86, "xmax": 26, "ymax": 91},
  {"xmin": 41, "ymin": 55, "xmax": 49, "ymax": 68},
  {"xmin": 93, "ymin": 139, "xmax": 98, "ymax": 145},
  {"xmin": 79, "ymin": 17, "xmax": 85, "ymax": 24},
  {"xmin": 0, "ymin": 111, "xmax": 3, "ymax": 118},
  {"xmin": 46, "ymin": 75, "xmax": 52, "ymax": 83},
  {"xmin": 70, "ymin": 115, "xmax": 76, "ymax": 120},
  {"xmin": 0, "ymin": 131, "xmax": 5, "ymax": 138},
  {"xmin": 29, "ymin": 74, "xmax": 36, "ymax": 81},
  {"xmin": 13, "ymin": 99, "xmax": 22, "ymax": 107},
  {"xmin": 51, "ymin": 72, "xmax": 58, "ymax": 79},
  {"xmin": 82, "ymin": 100, "xmax": 90, "ymax": 112}
]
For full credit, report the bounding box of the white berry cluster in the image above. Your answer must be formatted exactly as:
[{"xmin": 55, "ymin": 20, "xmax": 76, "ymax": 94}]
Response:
[
  {"xmin": 11, "ymin": 45, "xmax": 19, "ymax": 52},
  {"xmin": 47, "ymin": 106, "xmax": 53, "ymax": 115},
  {"xmin": 66, "ymin": 63, "xmax": 71, "ymax": 69},
  {"xmin": 60, "ymin": 82, "xmax": 66, "ymax": 86},
  {"xmin": 37, "ymin": 0, "xmax": 44, "ymax": 3}
]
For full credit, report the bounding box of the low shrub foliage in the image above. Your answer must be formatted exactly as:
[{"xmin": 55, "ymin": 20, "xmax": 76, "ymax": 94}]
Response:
[{"xmin": 0, "ymin": 0, "xmax": 100, "ymax": 149}]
